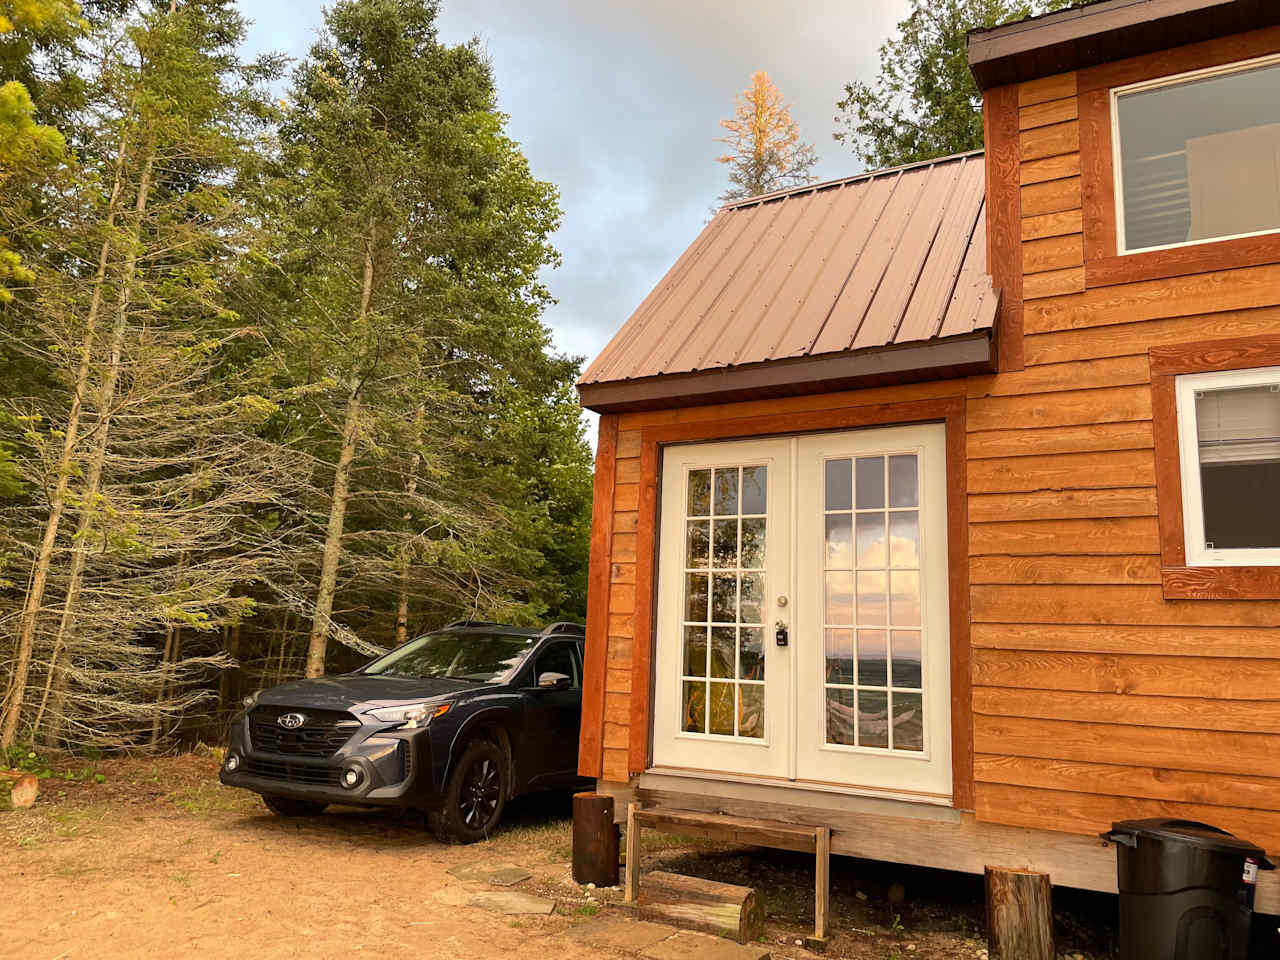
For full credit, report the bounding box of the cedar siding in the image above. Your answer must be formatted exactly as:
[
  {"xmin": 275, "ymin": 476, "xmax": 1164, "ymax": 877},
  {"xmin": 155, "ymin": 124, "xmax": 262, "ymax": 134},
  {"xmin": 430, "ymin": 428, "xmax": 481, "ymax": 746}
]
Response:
[{"xmin": 580, "ymin": 25, "xmax": 1280, "ymax": 855}]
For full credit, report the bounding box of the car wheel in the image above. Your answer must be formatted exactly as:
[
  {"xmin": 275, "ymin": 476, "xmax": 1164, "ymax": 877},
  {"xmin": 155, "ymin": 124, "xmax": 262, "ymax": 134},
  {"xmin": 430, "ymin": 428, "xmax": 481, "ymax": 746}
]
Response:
[
  {"xmin": 262, "ymin": 794, "xmax": 329, "ymax": 817},
  {"xmin": 429, "ymin": 739, "xmax": 507, "ymax": 844}
]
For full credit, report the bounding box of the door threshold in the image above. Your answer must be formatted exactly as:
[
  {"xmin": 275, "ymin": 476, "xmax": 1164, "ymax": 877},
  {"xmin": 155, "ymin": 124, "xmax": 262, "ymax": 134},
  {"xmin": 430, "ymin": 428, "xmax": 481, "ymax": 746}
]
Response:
[{"xmin": 642, "ymin": 765, "xmax": 960, "ymax": 819}]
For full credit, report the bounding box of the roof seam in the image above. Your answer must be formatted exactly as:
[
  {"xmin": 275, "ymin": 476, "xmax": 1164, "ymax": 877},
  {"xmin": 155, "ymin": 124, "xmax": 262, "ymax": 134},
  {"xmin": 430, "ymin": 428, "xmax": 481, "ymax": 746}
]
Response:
[
  {"xmin": 936, "ymin": 185, "xmax": 988, "ymax": 340},
  {"xmin": 887, "ymin": 158, "xmax": 966, "ymax": 346}
]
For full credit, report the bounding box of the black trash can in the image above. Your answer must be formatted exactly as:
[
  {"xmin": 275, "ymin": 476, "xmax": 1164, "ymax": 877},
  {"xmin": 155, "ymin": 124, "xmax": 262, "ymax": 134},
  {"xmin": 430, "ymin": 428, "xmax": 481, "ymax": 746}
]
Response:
[{"xmin": 1102, "ymin": 818, "xmax": 1275, "ymax": 960}]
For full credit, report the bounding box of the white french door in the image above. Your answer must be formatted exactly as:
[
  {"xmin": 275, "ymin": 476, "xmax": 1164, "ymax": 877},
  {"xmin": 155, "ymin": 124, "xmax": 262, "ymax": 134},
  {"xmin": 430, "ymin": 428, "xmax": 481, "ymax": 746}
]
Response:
[{"xmin": 652, "ymin": 425, "xmax": 952, "ymax": 802}]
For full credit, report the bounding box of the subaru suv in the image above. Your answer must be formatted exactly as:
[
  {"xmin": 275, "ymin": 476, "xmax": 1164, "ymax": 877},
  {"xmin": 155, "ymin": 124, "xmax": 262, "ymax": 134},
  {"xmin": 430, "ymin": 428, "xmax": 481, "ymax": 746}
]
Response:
[{"xmin": 219, "ymin": 620, "xmax": 589, "ymax": 843}]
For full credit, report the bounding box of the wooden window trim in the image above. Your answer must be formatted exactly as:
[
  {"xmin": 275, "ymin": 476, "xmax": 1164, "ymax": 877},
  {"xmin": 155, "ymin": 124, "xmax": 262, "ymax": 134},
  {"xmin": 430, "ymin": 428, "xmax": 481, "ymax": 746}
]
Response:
[
  {"xmin": 1150, "ymin": 335, "xmax": 1280, "ymax": 600},
  {"xmin": 626, "ymin": 395, "xmax": 975, "ymax": 811},
  {"xmin": 1079, "ymin": 26, "xmax": 1280, "ymax": 289}
]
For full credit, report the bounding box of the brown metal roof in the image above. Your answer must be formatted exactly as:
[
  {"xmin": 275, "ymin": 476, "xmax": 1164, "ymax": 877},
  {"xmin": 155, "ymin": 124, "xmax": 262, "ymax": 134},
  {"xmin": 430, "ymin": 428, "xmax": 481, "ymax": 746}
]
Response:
[
  {"xmin": 968, "ymin": 0, "xmax": 1280, "ymax": 90},
  {"xmin": 579, "ymin": 151, "xmax": 998, "ymax": 412}
]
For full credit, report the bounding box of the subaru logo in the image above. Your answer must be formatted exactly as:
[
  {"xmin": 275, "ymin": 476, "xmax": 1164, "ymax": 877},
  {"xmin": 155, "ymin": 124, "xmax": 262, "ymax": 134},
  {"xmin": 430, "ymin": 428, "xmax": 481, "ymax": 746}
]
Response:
[{"xmin": 277, "ymin": 713, "xmax": 306, "ymax": 729}]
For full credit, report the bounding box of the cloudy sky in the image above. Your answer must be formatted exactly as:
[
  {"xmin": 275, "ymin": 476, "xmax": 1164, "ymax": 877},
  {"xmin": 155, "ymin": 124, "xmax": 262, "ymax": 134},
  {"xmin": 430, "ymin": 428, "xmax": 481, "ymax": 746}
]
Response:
[{"xmin": 240, "ymin": 0, "xmax": 912, "ymax": 370}]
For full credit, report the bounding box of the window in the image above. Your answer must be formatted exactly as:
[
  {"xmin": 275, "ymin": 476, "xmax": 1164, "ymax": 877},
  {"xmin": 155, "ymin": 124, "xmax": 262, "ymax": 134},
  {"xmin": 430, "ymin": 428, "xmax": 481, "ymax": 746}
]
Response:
[
  {"xmin": 1112, "ymin": 54, "xmax": 1280, "ymax": 254},
  {"xmin": 534, "ymin": 643, "xmax": 580, "ymax": 688},
  {"xmin": 1175, "ymin": 366, "xmax": 1280, "ymax": 566}
]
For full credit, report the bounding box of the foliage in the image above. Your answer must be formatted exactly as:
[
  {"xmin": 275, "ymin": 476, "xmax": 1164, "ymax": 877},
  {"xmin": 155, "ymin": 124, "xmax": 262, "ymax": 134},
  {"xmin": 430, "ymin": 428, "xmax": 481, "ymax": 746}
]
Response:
[
  {"xmin": 834, "ymin": 0, "xmax": 1073, "ymax": 170},
  {"xmin": 717, "ymin": 70, "xmax": 818, "ymax": 202}
]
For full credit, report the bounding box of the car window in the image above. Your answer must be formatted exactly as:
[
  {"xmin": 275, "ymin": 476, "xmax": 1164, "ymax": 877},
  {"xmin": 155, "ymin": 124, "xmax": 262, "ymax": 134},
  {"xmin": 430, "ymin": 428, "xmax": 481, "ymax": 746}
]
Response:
[
  {"xmin": 361, "ymin": 631, "xmax": 533, "ymax": 683},
  {"xmin": 535, "ymin": 643, "xmax": 580, "ymax": 688}
]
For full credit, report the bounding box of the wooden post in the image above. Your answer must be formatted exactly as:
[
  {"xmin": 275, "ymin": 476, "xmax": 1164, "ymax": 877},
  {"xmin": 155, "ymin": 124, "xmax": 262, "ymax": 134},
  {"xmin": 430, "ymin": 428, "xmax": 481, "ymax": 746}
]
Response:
[
  {"xmin": 634, "ymin": 871, "xmax": 764, "ymax": 943},
  {"xmin": 0, "ymin": 771, "xmax": 38, "ymax": 811},
  {"xmin": 805, "ymin": 826, "xmax": 831, "ymax": 952},
  {"xmin": 985, "ymin": 866, "xmax": 1054, "ymax": 960},
  {"xmin": 625, "ymin": 801, "xmax": 640, "ymax": 903},
  {"xmin": 573, "ymin": 792, "xmax": 620, "ymax": 887}
]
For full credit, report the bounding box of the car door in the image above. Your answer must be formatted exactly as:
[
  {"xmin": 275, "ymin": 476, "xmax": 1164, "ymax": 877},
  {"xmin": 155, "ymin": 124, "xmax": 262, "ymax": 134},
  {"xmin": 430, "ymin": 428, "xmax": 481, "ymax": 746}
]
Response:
[{"xmin": 521, "ymin": 641, "xmax": 583, "ymax": 785}]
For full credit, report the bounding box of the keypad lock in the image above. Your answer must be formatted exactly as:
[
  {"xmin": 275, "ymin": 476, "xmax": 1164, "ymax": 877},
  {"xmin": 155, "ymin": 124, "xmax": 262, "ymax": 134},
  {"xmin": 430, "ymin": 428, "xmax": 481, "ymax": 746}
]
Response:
[{"xmin": 775, "ymin": 621, "xmax": 789, "ymax": 647}]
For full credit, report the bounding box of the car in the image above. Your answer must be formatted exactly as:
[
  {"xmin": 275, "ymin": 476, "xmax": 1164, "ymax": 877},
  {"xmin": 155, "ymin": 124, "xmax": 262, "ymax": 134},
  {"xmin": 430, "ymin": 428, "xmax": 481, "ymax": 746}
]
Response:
[{"xmin": 219, "ymin": 620, "xmax": 590, "ymax": 843}]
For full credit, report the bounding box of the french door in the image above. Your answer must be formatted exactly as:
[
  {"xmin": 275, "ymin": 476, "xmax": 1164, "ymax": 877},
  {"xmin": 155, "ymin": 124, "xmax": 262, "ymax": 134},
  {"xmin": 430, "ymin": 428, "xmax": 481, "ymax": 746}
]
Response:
[{"xmin": 652, "ymin": 424, "xmax": 952, "ymax": 802}]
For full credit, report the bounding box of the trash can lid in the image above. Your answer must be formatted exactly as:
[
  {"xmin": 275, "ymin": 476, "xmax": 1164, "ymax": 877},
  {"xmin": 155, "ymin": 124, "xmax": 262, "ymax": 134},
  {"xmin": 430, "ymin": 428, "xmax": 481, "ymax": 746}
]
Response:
[{"xmin": 1108, "ymin": 818, "xmax": 1273, "ymax": 861}]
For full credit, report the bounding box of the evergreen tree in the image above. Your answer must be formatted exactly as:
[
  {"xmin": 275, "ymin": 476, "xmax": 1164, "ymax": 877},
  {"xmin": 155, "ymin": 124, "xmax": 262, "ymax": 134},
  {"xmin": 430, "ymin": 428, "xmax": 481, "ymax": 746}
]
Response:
[{"xmin": 718, "ymin": 70, "xmax": 818, "ymax": 202}]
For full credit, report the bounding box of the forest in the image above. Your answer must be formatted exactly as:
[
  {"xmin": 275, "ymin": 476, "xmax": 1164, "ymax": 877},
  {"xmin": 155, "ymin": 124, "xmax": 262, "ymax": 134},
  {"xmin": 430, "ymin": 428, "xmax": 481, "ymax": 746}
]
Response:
[{"xmin": 0, "ymin": 0, "xmax": 593, "ymax": 754}]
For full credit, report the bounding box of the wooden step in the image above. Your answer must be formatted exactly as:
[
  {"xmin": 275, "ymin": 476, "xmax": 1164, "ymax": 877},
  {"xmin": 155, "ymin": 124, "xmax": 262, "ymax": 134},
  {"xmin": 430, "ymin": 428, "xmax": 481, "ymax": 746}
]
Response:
[{"xmin": 631, "ymin": 806, "xmax": 820, "ymax": 853}]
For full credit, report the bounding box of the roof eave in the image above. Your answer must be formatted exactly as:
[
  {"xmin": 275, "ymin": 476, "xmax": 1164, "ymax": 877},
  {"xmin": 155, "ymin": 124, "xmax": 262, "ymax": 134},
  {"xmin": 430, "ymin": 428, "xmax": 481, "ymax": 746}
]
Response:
[
  {"xmin": 967, "ymin": 0, "xmax": 1280, "ymax": 91},
  {"xmin": 577, "ymin": 332, "xmax": 996, "ymax": 414}
]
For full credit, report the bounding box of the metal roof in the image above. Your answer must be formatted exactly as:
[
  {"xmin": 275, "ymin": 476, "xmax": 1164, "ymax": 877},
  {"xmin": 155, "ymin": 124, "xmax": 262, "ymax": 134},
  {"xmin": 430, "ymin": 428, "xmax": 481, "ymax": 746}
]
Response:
[{"xmin": 579, "ymin": 151, "xmax": 997, "ymax": 410}]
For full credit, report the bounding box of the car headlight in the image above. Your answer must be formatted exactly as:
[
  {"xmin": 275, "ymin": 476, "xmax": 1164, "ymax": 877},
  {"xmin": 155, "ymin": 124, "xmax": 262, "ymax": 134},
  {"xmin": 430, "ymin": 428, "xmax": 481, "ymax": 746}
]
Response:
[
  {"xmin": 366, "ymin": 702, "xmax": 451, "ymax": 729},
  {"xmin": 242, "ymin": 690, "xmax": 261, "ymax": 709}
]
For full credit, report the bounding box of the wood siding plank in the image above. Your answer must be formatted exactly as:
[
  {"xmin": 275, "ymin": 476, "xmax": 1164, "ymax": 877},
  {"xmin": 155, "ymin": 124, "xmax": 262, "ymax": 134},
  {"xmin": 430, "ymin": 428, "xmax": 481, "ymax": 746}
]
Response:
[
  {"xmin": 971, "ymin": 622, "xmax": 1280, "ymax": 658},
  {"xmin": 1023, "ymin": 235, "xmax": 1083, "ymax": 274},
  {"xmin": 969, "ymin": 555, "xmax": 1160, "ymax": 585},
  {"xmin": 973, "ymin": 690, "xmax": 1280, "ymax": 735},
  {"xmin": 967, "ymin": 355, "xmax": 1149, "ymax": 398},
  {"xmin": 970, "ymin": 518, "xmax": 1159, "ymax": 556},
  {"xmin": 1024, "ymin": 307, "xmax": 1280, "ymax": 365},
  {"xmin": 1024, "ymin": 267, "xmax": 1085, "ymax": 300},
  {"xmin": 1020, "ymin": 177, "xmax": 1081, "ymax": 217},
  {"xmin": 967, "ymin": 421, "xmax": 1153, "ymax": 459},
  {"xmin": 968, "ymin": 488, "xmax": 1158, "ymax": 523},
  {"xmin": 1019, "ymin": 97, "xmax": 1078, "ymax": 130},
  {"xmin": 968, "ymin": 449, "xmax": 1155, "ymax": 494},
  {"xmin": 972, "ymin": 584, "xmax": 1280, "ymax": 626},
  {"xmin": 1018, "ymin": 72, "xmax": 1077, "ymax": 107},
  {"xmin": 1021, "ymin": 210, "xmax": 1084, "ymax": 241},
  {"xmin": 1020, "ymin": 154, "xmax": 1081, "ymax": 187},
  {"xmin": 967, "ymin": 385, "xmax": 1151, "ymax": 431},
  {"xmin": 1020, "ymin": 121, "xmax": 1080, "ymax": 162}
]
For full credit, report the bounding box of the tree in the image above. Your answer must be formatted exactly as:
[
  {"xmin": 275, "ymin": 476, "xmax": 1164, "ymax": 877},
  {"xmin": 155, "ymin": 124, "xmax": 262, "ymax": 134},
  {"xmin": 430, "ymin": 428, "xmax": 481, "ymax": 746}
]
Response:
[
  {"xmin": 834, "ymin": 0, "xmax": 1072, "ymax": 170},
  {"xmin": 251, "ymin": 0, "xmax": 565, "ymax": 678},
  {"xmin": 717, "ymin": 70, "xmax": 818, "ymax": 203}
]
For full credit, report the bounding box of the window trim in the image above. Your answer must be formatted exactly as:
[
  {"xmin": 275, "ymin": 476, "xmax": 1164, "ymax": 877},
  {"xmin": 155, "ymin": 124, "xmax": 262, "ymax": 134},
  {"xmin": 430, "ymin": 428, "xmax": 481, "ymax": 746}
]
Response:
[
  {"xmin": 1078, "ymin": 26, "xmax": 1280, "ymax": 288},
  {"xmin": 1150, "ymin": 335, "xmax": 1280, "ymax": 599},
  {"xmin": 1174, "ymin": 365, "xmax": 1280, "ymax": 567},
  {"xmin": 1110, "ymin": 51, "xmax": 1280, "ymax": 258}
]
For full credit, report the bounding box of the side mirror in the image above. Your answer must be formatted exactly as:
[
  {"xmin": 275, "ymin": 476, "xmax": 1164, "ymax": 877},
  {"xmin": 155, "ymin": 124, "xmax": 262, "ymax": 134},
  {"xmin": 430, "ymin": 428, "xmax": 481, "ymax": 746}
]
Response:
[{"xmin": 537, "ymin": 672, "xmax": 572, "ymax": 691}]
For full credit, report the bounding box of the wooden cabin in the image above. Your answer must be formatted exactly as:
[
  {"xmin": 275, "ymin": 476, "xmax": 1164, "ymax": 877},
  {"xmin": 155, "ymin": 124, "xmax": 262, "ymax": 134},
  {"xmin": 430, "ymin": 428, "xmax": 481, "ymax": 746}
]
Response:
[{"xmin": 575, "ymin": 0, "xmax": 1280, "ymax": 917}]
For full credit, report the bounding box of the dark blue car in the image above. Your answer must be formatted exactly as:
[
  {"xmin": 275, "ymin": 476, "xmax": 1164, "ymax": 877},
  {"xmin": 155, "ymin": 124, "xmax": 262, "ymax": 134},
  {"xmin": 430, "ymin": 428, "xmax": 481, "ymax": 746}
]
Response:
[{"xmin": 219, "ymin": 621, "xmax": 588, "ymax": 843}]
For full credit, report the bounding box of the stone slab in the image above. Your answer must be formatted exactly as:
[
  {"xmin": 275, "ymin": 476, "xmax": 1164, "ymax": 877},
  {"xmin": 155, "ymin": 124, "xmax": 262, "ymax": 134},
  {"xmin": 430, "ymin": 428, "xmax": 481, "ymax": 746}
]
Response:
[
  {"xmin": 640, "ymin": 930, "xmax": 771, "ymax": 960},
  {"xmin": 466, "ymin": 891, "xmax": 556, "ymax": 915},
  {"xmin": 566, "ymin": 915, "xmax": 678, "ymax": 952},
  {"xmin": 448, "ymin": 862, "xmax": 533, "ymax": 886}
]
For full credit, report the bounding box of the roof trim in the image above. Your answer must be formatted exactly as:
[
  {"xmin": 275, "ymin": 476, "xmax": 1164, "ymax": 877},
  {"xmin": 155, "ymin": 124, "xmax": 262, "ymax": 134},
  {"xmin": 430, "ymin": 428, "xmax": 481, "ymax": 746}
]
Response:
[
  {"xmin": 577, "ymin": 331, "xmax": 996, "ymax": 414},
  {"xmin": 718, "ymin": 148, "xmax": 986, "ymax": 212},
  {"xmin": 968, "ymin": 0, "xmax": 1280, "ymax": 90}
]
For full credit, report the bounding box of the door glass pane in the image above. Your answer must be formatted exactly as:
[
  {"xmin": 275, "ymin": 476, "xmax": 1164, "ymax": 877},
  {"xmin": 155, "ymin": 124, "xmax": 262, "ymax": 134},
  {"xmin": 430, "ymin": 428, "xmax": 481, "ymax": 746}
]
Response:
[
  {"xmin": 825, "ymin": 458, "xmax": 852, "ymax": 510},
  {"xmin": 890, "ymin": 570, "xmax": 921, "ymax": 627},
  {"xmin": 826, "ymin": 688, "xmax": 856, "ymax": 746},
  {"xmin": 683, "ymin": 625, "xmax": 708, "ymax": 677},
  {"xmin": 688, "ymin": 469, "xmax": 711, "ymax": 516},
  {"xmin": 682, "ymin": 681, "xmax": 706, "ymax": 734},
  {"xmin": 686, "ymin": 520, "xmax": 709, "ymax": 568},
  {"xmin": 713, "ymin": 468, "xmax": 739, "ymax": 515},
  {"xmin": 891, "ymin": 630, "xmax": 922, "ymax": 688},
  {"xmin": 857, "ymin": 691, "xmax": 889, "ymax": 749},
  {"xmin": 825, "ymin": 628, "xmax": 854, "ymax": 684},
  {"xmin": 741, "ymin": 466, "xmax": 768, "ymax": 514},
  {"xmin": 825, "ymin": 514, "xmax": 852, "ymax": 567},
  {"xmin": 889, "ymin": 511, "xmax": 919, "ymax": 567},
  {"xmin": 741, "ymin": 518, "xmax": 766, "ymax": 569},
  {"xmin": 825, "ymin": 571, "xmax": 854, "ymax": 625},
  {"xmin": 680, "ymin": 459, "xmax": 768, "ymax": 739},
  {"xmin": 856, "ymin": 630, "xmax": 888, "ymax": 687},
  {"xmin": 708, "ymin": 682, "xmax": 735, "ymax": 736},
  {"xmin": 710, "ymin": 627, "xmax": 735, "ymax": 678},
  {"xmin": 892, "ymin": 692, "xmax": 924, "ymax": 752},
  {"xmin": 855, "ymin": 456, "xmax": 885, "ymax": 509},
  {"xmin": 855, "ymin": 513, "xmax": 886, "ymax": 568},
  {"xmin": 738, "ymin": 684, "xmax": 764, "ymax": 739},
  {"xmin": 856, "ymin": 570, "xmax": 887, "ymax": 624},
  {"xmin": 888, "ymin": 455, "xmax": 918, "ymax": 508}
]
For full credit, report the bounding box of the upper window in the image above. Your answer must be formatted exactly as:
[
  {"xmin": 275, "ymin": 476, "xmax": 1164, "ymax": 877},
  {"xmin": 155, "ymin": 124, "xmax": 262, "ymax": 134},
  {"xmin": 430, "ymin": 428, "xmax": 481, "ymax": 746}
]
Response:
[
  {"xmin": 1175, "ymin": 366, "xmax": 1280, "ymax": 566},
  {"xmin": 1113, "ymin": 54, "xmax": 1280, "ymax": 255}
]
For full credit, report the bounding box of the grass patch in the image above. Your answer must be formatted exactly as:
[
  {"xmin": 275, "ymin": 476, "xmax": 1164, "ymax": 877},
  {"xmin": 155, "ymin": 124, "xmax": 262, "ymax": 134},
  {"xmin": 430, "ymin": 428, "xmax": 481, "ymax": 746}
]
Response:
[{"xmin": 169, "ymin": 781, "xmax": 251, "ymax": 816}]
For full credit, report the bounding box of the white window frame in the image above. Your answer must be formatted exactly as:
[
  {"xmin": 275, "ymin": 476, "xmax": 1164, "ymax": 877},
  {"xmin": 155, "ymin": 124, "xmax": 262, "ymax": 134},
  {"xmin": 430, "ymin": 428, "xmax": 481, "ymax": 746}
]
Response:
[
  {"xmin": 1174, "ymin": 365, "xmax": 1280, "ymax": 567},
  {"xmin": 1111, "ymin": 51, "xmax": 1280, "ymax": 257}
]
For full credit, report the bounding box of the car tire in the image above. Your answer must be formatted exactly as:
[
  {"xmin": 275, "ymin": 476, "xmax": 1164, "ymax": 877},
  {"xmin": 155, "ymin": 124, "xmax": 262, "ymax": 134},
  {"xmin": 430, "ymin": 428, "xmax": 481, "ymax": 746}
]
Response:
[
  {"xmin": 262, "ymin": 794, "xmax": 329, "ymax": 817},
  {"xmin": 429, "ymin": 739, "xmax": 508, "ymax": 844}
]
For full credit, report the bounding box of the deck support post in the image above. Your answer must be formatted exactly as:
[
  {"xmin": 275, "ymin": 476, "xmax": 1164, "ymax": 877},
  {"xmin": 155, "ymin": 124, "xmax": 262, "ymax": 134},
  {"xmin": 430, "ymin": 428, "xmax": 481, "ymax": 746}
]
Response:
[
  {"xmin": 804, "ymin": 825, "xmax": 831, "ymax": 952},
  {"xmin": 985, "ymin": 865, "xmax": 1054, "ymax": 960},
  {"xmin": 572, "ymin": 791, "xmax": 620, "ymax": 887},
  {"xmin": 624, "ymin": 801, "xmax": 640, "ymax": 903}
]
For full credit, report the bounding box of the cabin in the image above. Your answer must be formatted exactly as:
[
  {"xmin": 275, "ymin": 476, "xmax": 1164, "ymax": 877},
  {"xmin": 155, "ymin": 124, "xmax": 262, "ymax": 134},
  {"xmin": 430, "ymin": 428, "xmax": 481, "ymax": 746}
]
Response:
[{"xmin": 574, "ymin": 0, "xmax": 1280, "ymax": 923}]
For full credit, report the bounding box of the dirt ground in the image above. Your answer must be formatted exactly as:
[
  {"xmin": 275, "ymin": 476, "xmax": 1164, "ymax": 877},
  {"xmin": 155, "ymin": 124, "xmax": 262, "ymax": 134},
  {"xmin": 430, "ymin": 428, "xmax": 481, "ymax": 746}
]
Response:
[{"xmin": 4, "ymin": 754, "xmax": 1119, "ymax": 959}]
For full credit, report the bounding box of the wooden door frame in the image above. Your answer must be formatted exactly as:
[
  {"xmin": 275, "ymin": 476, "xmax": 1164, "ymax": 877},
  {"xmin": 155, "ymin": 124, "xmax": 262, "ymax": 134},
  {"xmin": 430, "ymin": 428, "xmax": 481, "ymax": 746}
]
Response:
[{"xmin": 628, "ymin": 396, "xmax": 974, "ymax": 810}]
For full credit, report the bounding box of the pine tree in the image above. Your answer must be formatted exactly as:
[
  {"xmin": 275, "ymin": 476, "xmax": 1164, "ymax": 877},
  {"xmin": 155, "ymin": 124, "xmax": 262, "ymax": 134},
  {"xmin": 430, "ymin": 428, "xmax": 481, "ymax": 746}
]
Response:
[{"xmin": 717, "ymin": 70, "xmax": 818, "ymax": 203}]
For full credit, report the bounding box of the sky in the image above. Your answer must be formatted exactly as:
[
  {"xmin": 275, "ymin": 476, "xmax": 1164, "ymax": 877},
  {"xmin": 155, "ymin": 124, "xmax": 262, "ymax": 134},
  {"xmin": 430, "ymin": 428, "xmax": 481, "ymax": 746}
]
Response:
[{"xmin": 239, "ymin": 0, "xmax": 912, "ymax": 378}]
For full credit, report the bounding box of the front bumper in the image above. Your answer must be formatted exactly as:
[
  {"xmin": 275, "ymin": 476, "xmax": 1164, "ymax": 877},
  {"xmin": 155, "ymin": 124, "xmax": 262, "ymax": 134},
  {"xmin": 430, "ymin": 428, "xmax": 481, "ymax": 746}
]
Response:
[{"xmin": 219, "ymin": 713, "xmax": 440, "ymax": 809}]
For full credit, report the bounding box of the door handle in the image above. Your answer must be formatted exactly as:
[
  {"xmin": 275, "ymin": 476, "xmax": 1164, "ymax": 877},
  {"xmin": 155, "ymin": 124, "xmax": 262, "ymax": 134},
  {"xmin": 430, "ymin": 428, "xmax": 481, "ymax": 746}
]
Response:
[{"xmin": 775, "ymin": 621, "xmax": 789, "ymax": 647}]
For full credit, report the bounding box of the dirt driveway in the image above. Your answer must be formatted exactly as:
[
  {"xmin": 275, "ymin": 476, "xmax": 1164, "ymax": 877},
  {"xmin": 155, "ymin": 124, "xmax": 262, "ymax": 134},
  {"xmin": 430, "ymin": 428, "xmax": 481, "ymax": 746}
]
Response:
[{"xmin": 4, "ymin": 754, "xmax": 1115, "ymax": 959}]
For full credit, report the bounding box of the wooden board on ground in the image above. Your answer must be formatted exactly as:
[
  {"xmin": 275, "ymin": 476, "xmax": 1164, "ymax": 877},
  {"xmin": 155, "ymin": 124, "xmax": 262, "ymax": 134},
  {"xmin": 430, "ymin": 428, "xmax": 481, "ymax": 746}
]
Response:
[
  {"xmin": 0, "ymin": 771, "xmax": 38, "ymax": 811},
  {"xmin": 632, "ymin": 870, "xmax": 764, "ymax": 944}
]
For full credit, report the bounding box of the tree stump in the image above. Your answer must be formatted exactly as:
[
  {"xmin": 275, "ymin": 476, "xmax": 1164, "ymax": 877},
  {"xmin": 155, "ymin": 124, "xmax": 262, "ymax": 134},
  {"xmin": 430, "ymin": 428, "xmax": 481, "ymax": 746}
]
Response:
[
  {"xmin": 985, "ymin": 866, "xmax": 1054, "ymax": 960},
  {"xmin": 572, "ymin": 791, "xmax": 619, "ymax": 887},
  {"xmin": 634, "ymin": 870, "xmax": 764, "ymax": 943},
  {"xmin": 0, "ymin": 771, "xmax": 38, "ymax": 811}
]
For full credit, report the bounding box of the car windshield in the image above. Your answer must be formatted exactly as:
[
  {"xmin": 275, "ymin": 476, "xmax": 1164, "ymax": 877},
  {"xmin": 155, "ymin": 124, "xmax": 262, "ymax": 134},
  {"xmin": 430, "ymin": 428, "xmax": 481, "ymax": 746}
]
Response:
[{"xmin": 360, "ymin": 631, "xmax": 532, "ymax": 683}]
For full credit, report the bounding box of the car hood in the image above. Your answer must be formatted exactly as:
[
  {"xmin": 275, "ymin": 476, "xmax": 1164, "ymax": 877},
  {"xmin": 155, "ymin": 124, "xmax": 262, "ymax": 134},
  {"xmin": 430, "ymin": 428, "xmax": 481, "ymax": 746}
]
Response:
[{"xmin": 254, "ymin": 674, "xmax": 487, "ymax": 714}]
